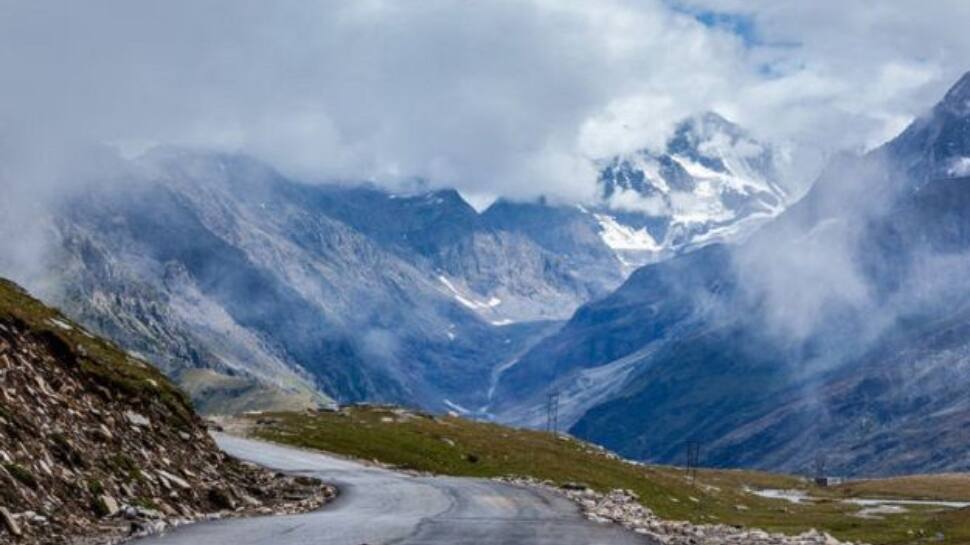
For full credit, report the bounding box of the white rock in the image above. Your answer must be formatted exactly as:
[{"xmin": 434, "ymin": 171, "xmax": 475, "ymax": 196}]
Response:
[{"xmin": 125, "ymin": 410, "xmax": 151, "ymax": 427}]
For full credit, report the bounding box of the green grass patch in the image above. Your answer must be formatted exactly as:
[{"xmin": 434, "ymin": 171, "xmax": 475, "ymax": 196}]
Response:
[
  {"xmin": 4, "ymin": 463, "xmax": 38, "ymax": 490},
  {"xmin": 91, "ymin": 495, "xmax": 114, "ymax": 517},
  {"xmin": 248, "ymin": 407, "xmax": 970, "ymax": 545},
  {"xmin": 87, "ymin": 479, "xmax": 105, "ymax": 496},
  {"xmin": 133, "ymin": 497, "xmax": 160, "ymax": 511},
  {"xmin": 105, "ymin": 453, "xmax": 138, "ymax": 473}
]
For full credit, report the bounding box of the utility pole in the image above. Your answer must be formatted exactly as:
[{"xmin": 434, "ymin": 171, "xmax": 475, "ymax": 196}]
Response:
[
  {"xmin": 546, "ymin": 391, "xmax": 559, "ymax": 434},
  {"xmin": 685, "ymin": 441, "xmax": 700, "ymax": 484},
  {"xmin": 814, "ymin": 452, "xmax": 827, "ymax": 486}
]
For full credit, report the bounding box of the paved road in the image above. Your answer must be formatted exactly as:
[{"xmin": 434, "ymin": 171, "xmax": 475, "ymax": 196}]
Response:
[{"xmin": 137, "ymin": 434, "xmax": 651, "ymax": 545}]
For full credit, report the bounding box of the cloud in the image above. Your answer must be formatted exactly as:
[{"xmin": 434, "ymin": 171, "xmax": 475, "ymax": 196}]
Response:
[
  {"xmin": 678, "ymin": 1, "xmax": 970, "ymax": 140},
  {"xmin": 1, "ymin": 1, "xmax": 969, "ymax": 204}
]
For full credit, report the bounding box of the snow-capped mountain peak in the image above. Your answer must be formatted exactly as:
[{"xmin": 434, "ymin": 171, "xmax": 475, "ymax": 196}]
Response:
[{"xmin": 589, "ymin": 112, "xmax": 788, "ymax": 267}]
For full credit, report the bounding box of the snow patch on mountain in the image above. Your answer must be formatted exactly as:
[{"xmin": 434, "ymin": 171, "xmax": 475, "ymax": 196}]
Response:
[
  {"xmin": 443, "ymin": 399, "xmax": 471, "ymax": 414},
  {"xmin": 438, "ymin": 275, "xmax": 501, "ymax": 311},
  {"xmin": 436, "ymin": 274, "xmax": 517, "ymax": 325},
  {"xmin": 592, "ymin": 213, "xmax": 661, "ymax": 252},
  {"xmin": 948, "ymin": 157, "xmax": 970, "ymax": 177},
  {"xmin": 685, "ymin": 210, "xmax": 775, "ymax": 246}
]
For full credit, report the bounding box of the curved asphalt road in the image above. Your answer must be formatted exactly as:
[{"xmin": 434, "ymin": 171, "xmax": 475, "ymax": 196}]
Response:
[{"xmin": 137, "ymin": 434, "xmax": 652, "ymax": 545}]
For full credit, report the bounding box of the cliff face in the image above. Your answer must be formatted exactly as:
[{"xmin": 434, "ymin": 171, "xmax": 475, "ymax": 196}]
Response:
[{"xmin": 0, "ymin": 279, "xmax": 332, "ymax": 544}]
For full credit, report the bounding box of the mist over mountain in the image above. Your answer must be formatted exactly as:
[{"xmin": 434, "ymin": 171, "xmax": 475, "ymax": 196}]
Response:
[
  {"xmin": 0, "ymin": 106, "xmax": 789, "ymax": 418},
  {"xmin": 496, "ymin": 72, "xmax": 970, "ymax": 476},
  {"xmin": 1, "ymin": 70, "xmax": 967, "ymax": 479},
  {"xmin": 6, "ymin": 5, "xmax": 970, "ymax": 545},
  {"xmin": 10, "ymin": 150, "xmax": 558, "ymax": 414},
  {"xmin": 1, "ymin": 1, "xmax": 968, "ymax": 483}
]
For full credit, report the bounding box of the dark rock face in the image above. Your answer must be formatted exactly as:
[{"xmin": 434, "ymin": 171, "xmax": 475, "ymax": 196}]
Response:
[
  {"xmin": 486, "ymin": 243, "xmax": 743, "ymax": 430},
  {"xmin": 490, "ymin": 244, "xmax": 736, "ymax": 417},
  {"xmin": 571, "ymin": 179, "xmax": 970, "ymax": 476},
  {"xmin": 886, "ymin": 71, "xmax": 970, "ymax": 184},
  {"xmin": 0, "ymin": 279, "xmax": 333, "ymax": 544},
  {"xmin": 509, "ymin": 72, "xmax": 970, "ymax": 477}
]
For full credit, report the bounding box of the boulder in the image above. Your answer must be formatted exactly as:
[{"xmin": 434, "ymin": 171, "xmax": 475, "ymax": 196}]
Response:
[{"xmin": 94, "ymin": 494, "xmax": 120, "ymax": 517}]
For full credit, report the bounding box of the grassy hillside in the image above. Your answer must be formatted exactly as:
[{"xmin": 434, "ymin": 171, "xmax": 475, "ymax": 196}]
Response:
[
  {"xmin": 245, "ymin": 406, "xmax": 970, "ymax": 545},
  {"xmin": 0, "ymin": 278, "xmax": 195, "ymax": 429}
]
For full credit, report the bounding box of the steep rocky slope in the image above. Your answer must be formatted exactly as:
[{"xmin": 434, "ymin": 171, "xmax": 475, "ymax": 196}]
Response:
[
  {"xmin": 0, "ymin": 279, "xmax": 332, "ymax": 544},
  {"xmin": 276, "ymin": 183, "xmax": 620, "ymax": 324},
  {"xmin": 40, "ymin": 152, "xmax": 552, "ymax": 414}
]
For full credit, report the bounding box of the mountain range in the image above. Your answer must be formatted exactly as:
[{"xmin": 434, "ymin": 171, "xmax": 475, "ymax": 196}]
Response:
[
  {"xmin": 1, "ymin": 112, "xmax": 786, "ymax": 418},
  {"xmin": 8, "ymin": 72, "xmax": 969, "ymax": 477},
  {"xmin": 496, "ymin": 71, "xmax": 970, "ymax": 476}
]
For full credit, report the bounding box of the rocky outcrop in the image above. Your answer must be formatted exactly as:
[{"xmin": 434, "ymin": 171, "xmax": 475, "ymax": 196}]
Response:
[
  {"xmin": 499, "ymin": 477, "xmax": 862, "ymax": 545},
  {"xmin": 0, "ymin": 279, "xmax": 335, "ymax": 544},
  {"xmin": 565, "ymin": 487, "xmax": 852, "ymax": 545}
]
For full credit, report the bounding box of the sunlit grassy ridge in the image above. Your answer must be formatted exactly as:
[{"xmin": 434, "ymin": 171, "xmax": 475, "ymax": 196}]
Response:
[{"xmin": 247, "ymin": 406, "xmax": 970, "ymax": 545}]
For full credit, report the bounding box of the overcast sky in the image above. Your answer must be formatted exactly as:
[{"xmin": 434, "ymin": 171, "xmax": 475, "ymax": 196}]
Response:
[{"xmin": 2, "ymin": 0, "xmax": 969, "ymax": 204}]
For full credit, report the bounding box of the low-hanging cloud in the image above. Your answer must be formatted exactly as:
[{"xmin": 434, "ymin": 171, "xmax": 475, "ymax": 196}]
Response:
[{"xmin": 3, "ymin": 1, "xmax": 970, "ymax": 206}]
